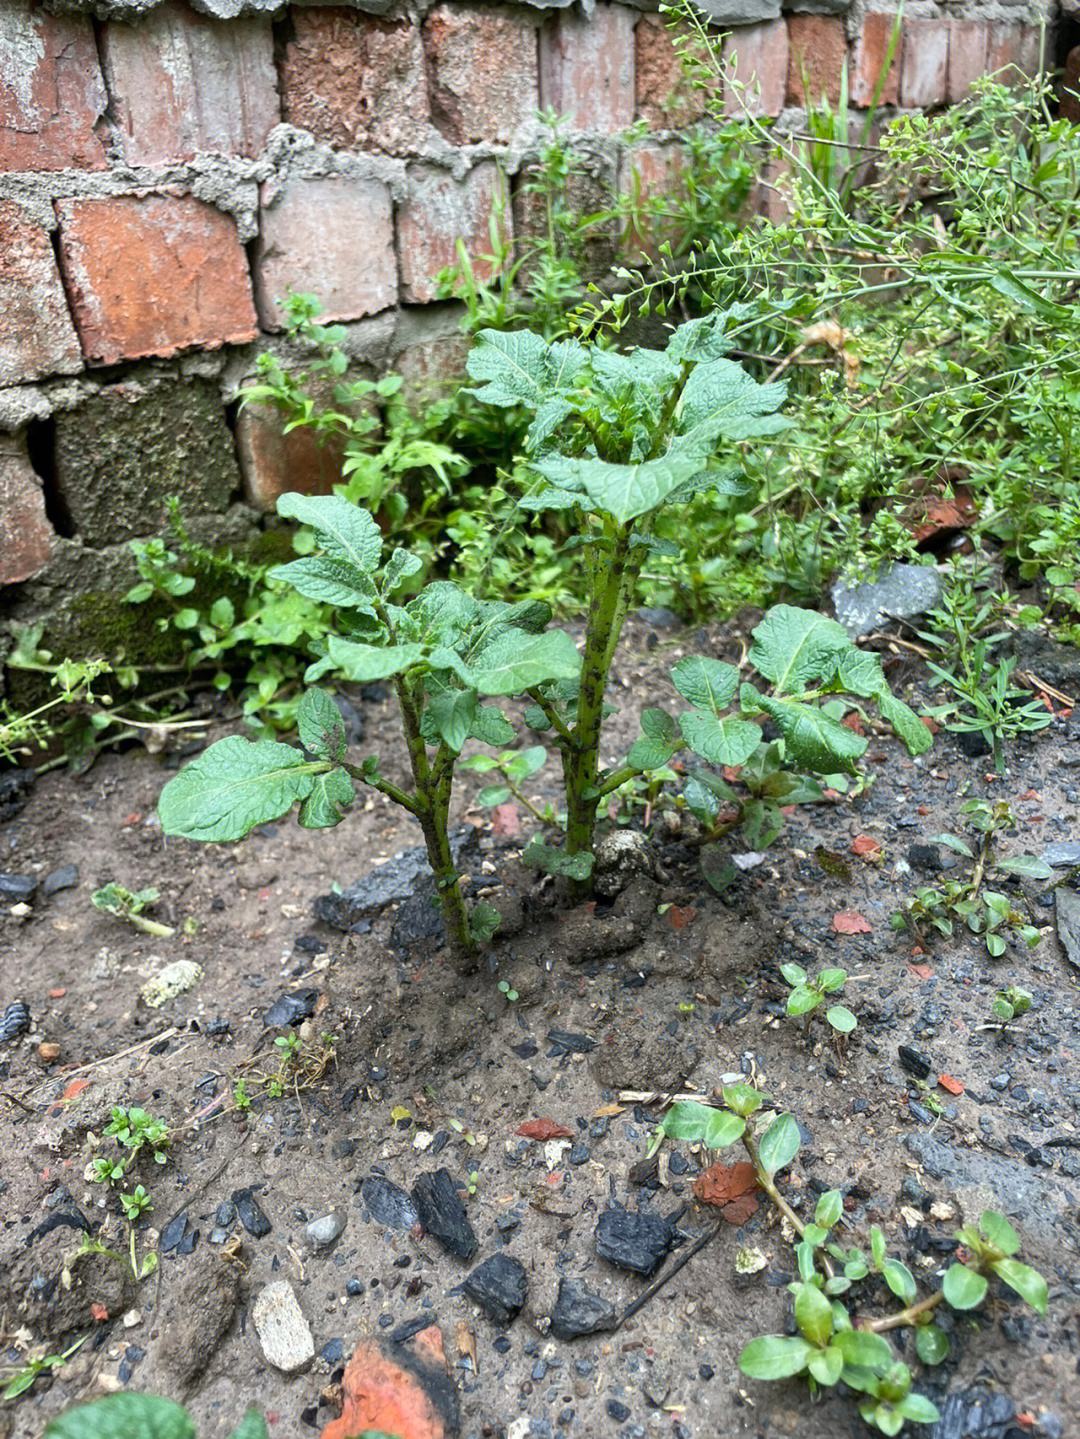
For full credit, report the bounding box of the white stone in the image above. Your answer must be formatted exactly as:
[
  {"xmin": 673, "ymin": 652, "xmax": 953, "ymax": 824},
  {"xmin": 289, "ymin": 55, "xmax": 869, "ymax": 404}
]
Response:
[{"xmin": 252, "ymin": 1280, "xmax": 314, "ymax": 1373}]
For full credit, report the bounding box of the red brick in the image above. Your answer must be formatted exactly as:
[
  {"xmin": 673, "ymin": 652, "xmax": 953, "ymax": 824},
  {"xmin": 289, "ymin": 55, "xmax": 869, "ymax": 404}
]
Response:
[
  {"xmin": 987, "ymin": 23, "xmax": 1042, "ymax": 81},
  {"xmin": 1061, "ymin": 44, "xmax": 1080, "ymax": 124},
  {"xmin": 0, "ymin": 434, "xmax": 53, "ymax": 586},
  {"xmin": 851, "ymin": 11, "xmax": 900, "ymax": 108},
  {"xmin": 423, "ymin": 6, "xmax": 538, "ymax": 145},
  {"xmin": 723, "ymin": 20, "xmax": 789, "ymax": 119},
  {"xmin": 100, "ymin": 1, "xmax": 278, "ymax": 165},
  {"xmin": 236, "ymin": 401, "xmax": 346, "ymax": 512},
  {"xmin": 254, "ymin": 175, "xmax": 396, "ymax": 329},
  {"xmin": 398, "ymin": 162, "xmax": 507, "ymax": 305},
  {"xmin": 321, "ymin": 1326, "xmax": 451, "ymax": 1439},
  {"xmin": 0, "ymin": 200, "xmax": 81, "ymax": 386},
  {"xmin": 282, "ymin": 9, "xmax": 430, "ymax": 156},
  {"xmin": 786, "ymin": 15, "xmax": 848, "ymax": 107},
  {"xmin": 947, "ymin": 20, "xmax": 990, "ymax": 103},
  {"xmin": 0, "ymin": 2, "xmax": 107, "ymax": 171},
  {"xmin": 540, "ymin": 4, "xmax": 636, "ymax": 133},
  {"xmin": 56, "ymin": 195, "xmax": 258, "ymax": 365},
  {"xmin": 900, "ymin": 18, "xmax": 949, "ymax": 109},
  {"xmin": 635, "ymin": 15, "xmax": 708, "ymax": 129}
]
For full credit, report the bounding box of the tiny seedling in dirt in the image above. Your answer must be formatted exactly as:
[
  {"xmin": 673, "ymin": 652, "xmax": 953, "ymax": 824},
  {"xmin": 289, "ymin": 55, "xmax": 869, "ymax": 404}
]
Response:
[
  {"xmin": 779, "ymin": 963, "xmax": 857, "ymax": 1037},
  {"xmin": 461, "ymin": 744, "xmax": 556, "ymax": 824},
  {"xmin": 1, "ymin": 1337, "xmax": 86, "ymax": 1402},
  {"xmin": 497, "ymin": 979, "xmax": 519, "ymax": 1002},
  {"xmin": 466, "ymin": 1169, "xmax": 480, "ymax": 1197},
  {"xmin": 40, "ymin": 1392, "xmax": 268, "ymax": 1438},
  {"xmin": 91, "ymin": 883, "xmax": 175, "ymax": 938},
  {"xmin": 986, "ymin": 985, "xmax": 1034, "ymax": 1032},
  {"xmin": 650, "ymin": 1089, "xmax": 1048, "ymax": 1435}
]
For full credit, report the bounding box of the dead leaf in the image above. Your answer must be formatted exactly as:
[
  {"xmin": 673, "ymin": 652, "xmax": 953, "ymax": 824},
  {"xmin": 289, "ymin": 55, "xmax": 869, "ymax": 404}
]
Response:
[
  {"xmin": 516, "ymin": 1118, "xmax": 574, "ymax": 1140},
  {"xmin": 851, "ymin": 834, "xmax": 883, "ymax": 859},
  {"xmin": 831, "ymin": 910, "xmax": 872, "ymax": 935},
  {"xmin": 592, "ymin": 1103, "xmax": 625, "ymax": 1119}
]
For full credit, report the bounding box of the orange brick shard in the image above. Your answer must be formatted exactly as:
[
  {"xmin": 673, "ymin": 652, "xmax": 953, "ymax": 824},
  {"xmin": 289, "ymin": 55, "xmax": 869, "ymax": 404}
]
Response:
[
  {"xmin": 56, "ymin": 194, "xmax": 258, "ymax": 365},
  {"xmin": 321, "ymin": 1326, "xmax": 458, "ymax": 1439}
]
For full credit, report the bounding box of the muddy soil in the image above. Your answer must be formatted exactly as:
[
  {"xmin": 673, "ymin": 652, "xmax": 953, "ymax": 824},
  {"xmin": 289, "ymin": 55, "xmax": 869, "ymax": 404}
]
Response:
[{"xmin": 0, "ymin": 617, "xmax": 1077, "ymax": 1439}]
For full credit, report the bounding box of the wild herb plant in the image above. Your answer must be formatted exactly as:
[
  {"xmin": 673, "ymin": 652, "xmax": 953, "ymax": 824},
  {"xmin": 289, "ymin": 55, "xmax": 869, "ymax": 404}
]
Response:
[
  {"xmin": 651, "ymin": 1091, "xmax": 1048, "ymax": 1435},
  {"xmin": 2, "ymin": 1338, "xmax": 86, "ymax": 1402},
  {"xmin": 780, "ymin": 962, "xmax": 857, "ymax": 1037},
  {"xmin": 158, "ymin": 493, "xmax": 580, "ymax": 971},
  {"xmin": 91, "ymin": 884, "xmax": 174, "ymax": 938},
  {"xmin": 988, "ymin": 984, "xmax": 1034, "ymax": 1031},
  {"xmin": 40, "ymin": 1394, "xmax": 267, "ymax": 1439}
]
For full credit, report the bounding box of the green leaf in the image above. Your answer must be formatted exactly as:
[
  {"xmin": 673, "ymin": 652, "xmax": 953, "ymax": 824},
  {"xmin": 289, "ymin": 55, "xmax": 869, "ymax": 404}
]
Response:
[
  {"xmin": 870, "ymin": 1227, "xmax": 887, "ymax": 1268},
  {"xmin": 779, "ymin": 962, "xmax": 807, "ymax": 986},
  {"xmin": 978, "ymin": 1210, "xmax": 1020, "ymax": 1255},
  {"xmin": 268, "ymin": 555, "xmax": 378, "ymax": 610},
  {"xmin": 628, "ymin": 708, "xmax": 681, "ymax": 770},
  {"xmin": 876, "ymin": 690, "xmax": 934, "ymax": 756},
  {"xmin": 276, "ymin": 493, "xmax": 382, "ymax": 573},
  {"xmin": 521, "ymin": 837, "xmax": 594, "ymax": 881},
  {"xmin": 749, "ymin": 606, "xmax": 852, "ymax": 694},
  {"xmin": 536, "ymin": 453, "xmax": 705, "ymax": 525},
  {"xmin": 807, "ymin": 1344, "xmax": 844, "ymax": 1386},
  {"xmin": 659, "ymin": 1100, "xmax": 716, "ymax": 1143},
  {"xmin": 992, "ymin": 1258, "xmax": 1048, "ymax": 1314},
  {"xmin": 915, "ymin": 1323, "xmax": 949, "ymax": 1365},
  {"xmin": 989, "ymin": 270, "xmax": 1071, "ymax": 321},
  {"xmin": 316, "ymin": 636, "xmax": 425, "ymax": 684},
  {"xmin": 758, "ymin": 1113, "xmax": 800, "ymax": 1176},
  {"xmin": 227, "ymin": 1413, "xmax": 270, "ymax": 1439},
  {"xmin": 882, "ymin": 1259, "xmax": 917, "ymax": 1304},
  {"xmin": 929, "ymin": 832, "xmax": 976, "ymax": 857},
  {"xmin": 996, "ymin": 854, "xmax": 1054, "ymax": 880},
  {"xmin": 438, "ymin": 630, "xmax": 581, "ymax": 696},
  {"xmin": 476, "ymin": 784, "xmax": 512, "ymax": 807},
  {"xmin": 298, "ymin": 766, "xmax": 354, "ymax": 829},
  {"xmin": 382, "ymin": 547, "xmax": 423, "ymax": 595},
  {"xmin": 826, "ymin": 1005, "xmax": 857, "ymax": 1034},
  {"xmin": 296, "ymin": 688, "xmax": 347, "ymax": 761},
  {"xmin": 159, "ymin": 737, "xmax": 324, "ymax": 843},
  {"xmin": 721, "ymin": 1082, "xmax": 767, "ymax": 1117},
  {"xmin": 679, "ymin": 712, "xmax": 761, "ymax": 767},
  {"xmin": 753, "ymin": 695, "xmax": 867, "ymax": 773},
  {"xmin": 738, "ymin": 1335, "xmax": 813, "ymax": 1381},
  {"xmin": 815, "ymin": 1191, "xmax": 843, "ymax": 1230},
  {"xmin": 896, "ymin": 1394, "xmax": 941, "ymax": 1424},
  {"xmin": 469, "ymin": 901, "xmax": 502, "ymax": 944},
  {"xmin": 671, "ymin": 657, "xmax": 740, "ymax": 713},
  {"xmin": 703, "ymin": 1110, "xmax": 746, "ymax": 1148},
  {"xmin": 465, "ymin": 329, "xmax": 587, "ymax": 413},
  {"xmin": 942, "ymin": 1262, "xmax": 989, "ymax": 1310},
  {"xmin": 424, "ymin": 691, "xmax": 477, "ymax": 753},
  {"xmin": 45, "ymin": 1394, "xmax": 197, "ymax": 1439},
  {"xmin": 676, "ymin": 356, "xmax": 789, "ymax": 445},
  {"xmin": 470, "ymin": 705, "xmax": 515, "ymax": 746},
  {"xmin": 834, "ymin": 1328, "xmax": 894, "ymax": 1370},
  {"xmin": 786, "ymin": 986, "xmax": 822, "ymax": 1017},
  {"xmin": 794, "ymin": 1282, "xmax": 834, "ymax": 1346}
]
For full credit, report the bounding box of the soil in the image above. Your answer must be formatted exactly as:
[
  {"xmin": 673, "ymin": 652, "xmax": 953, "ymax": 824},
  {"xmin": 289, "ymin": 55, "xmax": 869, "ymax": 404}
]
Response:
[{"xmin": 1, "ymin": 615, "xmax": 1077, "ymax": 1439}]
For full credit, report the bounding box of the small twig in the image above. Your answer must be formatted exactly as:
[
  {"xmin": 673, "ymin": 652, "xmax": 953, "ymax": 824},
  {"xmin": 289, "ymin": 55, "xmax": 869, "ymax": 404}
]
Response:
[{"xmin": 617, "ymin": 1222, "xmax": 722, "ymax": 1327}]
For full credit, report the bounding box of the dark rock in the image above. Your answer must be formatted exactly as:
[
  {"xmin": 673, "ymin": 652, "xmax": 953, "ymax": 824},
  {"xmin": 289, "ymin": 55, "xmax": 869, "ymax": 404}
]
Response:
[
  {"xmin": 549, "ymin": 1279, "xmax": 617, "ymax": 1340},
  {"xmin": 595, "ymin": 1206, "xmax": 675, "ymax": 1277},
  {"xmin": 1043, "ymin": 842, "xmax": 1080, "ymax": 868},
  {"xmin": 263, "ymin": 988, "xmax": 319, "ymax": 1028},
  {"xmin": 954, "ymin": 729, "xmax": 992, "ymax": 759},
  {"xmin": 231, "ymin": 1188, "xmax": 272, "ymax": 1238},
  {"xmin": 568, "ymin": 1143, "xmax": 590, "ymax": 1166},
  {"xmin": 462, "ymin": 1253, "xmax": 528, "ymax": 1326},
  {"xmin": 160, "ymin": 1213, "xmax": 189, "ymax": 1253},
  {"xmin": 907, "ymin": 843, "xmax": 958, "ymax": 874},
  {"xmin": 546, "ymin": 1029, "xmax": 597, "ymax": 1056},
  {"xmin": 315, "ymin": 829, "xmax": 476, "ymax": 931},
  {"xmin": 904, "ymin": 1132, "xmax": 1068, "ymax": 1246},
  {"xmin": 361, "ymin": 1176, "xmax": 418, "ymax": 1231},
  {"xmin": 898, "ymin": 1044, "xmax": 932, "ymax": 1080},
  {"xmin": 412, "ymin": 1169, "xmax": 477, "ymax": 1261},
  {"xmin": 1009, "ymin": 631, "xmax": 1080, "ymax": 691},
  {"xmin": 42, "ymin": 864, "xmax": 79, "ymax": 897},
  {"xmin": 0, "ymin": 873, "xmax": 37, "ymax": 902},
  {"xmin": 607, "ymin": 1400, "xmax": 631, "ymax": 1422},
  {"xmin": 929, "ymin": 1388, "xmax": 1016, "ymax": 1439},
  {"xmin": 0, "ymin": 768, "xmax": 34, "ymax": 823},
  {"xmin": 1055, "ymin": 888, "xmax": 1080, "ymax": 971},
  {"xmin": 0, "ymin": 1000, "xmax": 31, "ymax": 1043},
  {"xmin": 390, "ymin": 882, "xmax": 445, "ymax": 949}
]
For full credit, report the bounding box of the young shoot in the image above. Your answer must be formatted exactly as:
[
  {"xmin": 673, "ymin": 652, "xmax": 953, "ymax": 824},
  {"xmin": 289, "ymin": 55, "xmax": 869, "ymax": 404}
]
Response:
[
  {"xmin": 91, "ymin": 883, "xmax": 175, "ymax": 939},
  {"xmin": 780, "ymin": 962, "xmax": 857, "ymax": 1037}
]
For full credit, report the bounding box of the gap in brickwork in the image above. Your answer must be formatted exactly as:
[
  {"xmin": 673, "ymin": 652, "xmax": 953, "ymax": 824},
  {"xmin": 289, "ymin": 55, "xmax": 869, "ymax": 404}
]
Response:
[{"xmin": 25, "ymin": 417, "xmax": 73, "ymax": 541}]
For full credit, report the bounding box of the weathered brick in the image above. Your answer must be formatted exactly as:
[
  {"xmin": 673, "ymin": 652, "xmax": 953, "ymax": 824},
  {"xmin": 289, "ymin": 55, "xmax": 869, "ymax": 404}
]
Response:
[
  {"xmin": 56, "ymin": 195, "xmax": 257, "ymax": 366},
  {"xmin": 0, "ymin": 435, "xmax": 53, "ymax": 587},
  {"xmin": 255, "ymin": 175, "xmax": 397, "ymax": 330},
  {"xmin": 100, "ymin": 1, "xmax": 279, "ymax": 165},
  {"xmin": 0, "ymin": 200, "xmax": 81, "ymax": 386},
  {"xmin": 0, "ymin": 3, "xmax": 107, "ymax": 172},
  {"xmin": 947, "ymin": 20, "xmax": 990, "ymax": 103},
  {"xmin": 236, "ymin": 400, "xmax": 346, "ymax": 512},
  {"xmin": 281, "ymin": 9, "xmax": 430, "ymax": 156},
  {"xmin": 514, "ymin": 160, "xmax": 616, "ymax": 279},
  {"xmin": 392, "ymin": 327, "xmax": 470, "ymax": 409},
  {"xmin": 1061, "ymin": 44, "xmax": 1080, "ymax": 124},
  {"xmin": 851, "ymin": 11, "xmax": 900, "ymax": 108},
  {"xmin": 987, "ymin": 23, "xmax": 1042, "ymax": 81},
  {"xmin": 424, "ymin": 6, "xmax": 538, "ymax": 145},
  {"xmin": 52, "ymin": 378, "xmax": 239, "ymax": 546},
  {"xmin": 540, "ymin": 4, "xmax": 636, "ymax": 133},
  {"xmin": 398, "ymin": 162, "xmax": 506, "ymax": 305},
  {"xmin": 634, "ymin": 15, "xmax": 708, "ymax": 129},
  {"xmin": 786, "ymin": 14, "xmax": 848, "ymax": 107},
  {"xmin": 900, "ymin": 18, "xmax": 949, "ymax": 109},
  {"xmin": 619, "ymin": 141, "xmax": 686, "ymax": 259},
  {"xmin": 723, "ymin": 20, "xmax": 789, "ymax": 118}
]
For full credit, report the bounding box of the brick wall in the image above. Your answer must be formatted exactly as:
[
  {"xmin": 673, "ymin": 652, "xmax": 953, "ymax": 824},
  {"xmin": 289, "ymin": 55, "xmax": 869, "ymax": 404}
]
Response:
[{"xmin": 0, "ymin": 0, "xmax": 1054, "ymax": 627}]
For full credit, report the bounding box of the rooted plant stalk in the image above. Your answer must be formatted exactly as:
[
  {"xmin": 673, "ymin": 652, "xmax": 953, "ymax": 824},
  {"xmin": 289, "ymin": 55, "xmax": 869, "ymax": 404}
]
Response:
[{"xmin": 741, "ymin": 1129, "xmax": 835, "ymax": 1281}]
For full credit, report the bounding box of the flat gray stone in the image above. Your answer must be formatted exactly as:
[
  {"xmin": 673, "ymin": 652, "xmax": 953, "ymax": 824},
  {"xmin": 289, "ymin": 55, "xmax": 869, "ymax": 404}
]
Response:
[
  {"xmin": 305, "ymin": 1212, "xmax": 346, "ymax": 1248},
  {"xmin": 696, "ymin": 0, "xmax": 780, "ymax": 22},
  {"xmin": 251, "ymin": 1281, "xmax": 314, "ymax": 1373},
  {"xmin": 1043, "ymin": 842, "xmax": 1080, "ymax": 868},
  {"xmin": 832, "ymin": 562, "xmax": 943, "ymax": 639},
  {"xmin": 1056, "ymin": 888, "xmax": 1080, "ymax": 971}
]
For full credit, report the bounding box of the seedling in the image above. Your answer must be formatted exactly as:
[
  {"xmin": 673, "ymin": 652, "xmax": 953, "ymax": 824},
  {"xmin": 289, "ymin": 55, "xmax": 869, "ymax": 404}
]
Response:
[
  {"xmin": 158, "ymin": 495, "xmax": 580, "ymax": 972},
  {"xmin": 466, "ymin": 1169, "xmax": 480, "ymax": 1197},
  {"xmin": 780, "ymin": 963, "xmax": 857, "ymax": 1037},
  {"xmin": 91, "ymin": 883, "xmax": 175, "ymax": 938},
  {"xmin": 987, "ymin": 985, "xmax": 1034, "ymax": 1031},
  {"xmin": 651, "ymin": 1091, "xmax": 1047, "ymax": 1435},
  {"xmin": 461, "ymin": 744, "xmax": 555, "ymax": 824},
  {"xmin": 2, "ymin": 1337, "xmax": 86, "ymax": 1401},
  {"xmin": 497, "ymin": 979, "xmax": 519, "ymax": 1003},
  {"xmin": 120, "ymin": 1185, "xmax": 153, "ymax": 1222},
  {"xmin": 41, "ymin": 1393, "xmax": 268, "ymax": 1438}
]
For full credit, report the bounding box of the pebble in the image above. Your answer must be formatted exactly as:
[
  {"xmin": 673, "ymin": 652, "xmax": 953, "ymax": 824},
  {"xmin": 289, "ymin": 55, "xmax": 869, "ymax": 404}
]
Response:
[
  {"xmin": 42, "ymin": 864, "xmax": 79, "ymax": 897},
  {"xmin": 462, "ymin": 1253, "xmax": 528, "ymax": 1326},
  {"xmin": 595, "ymin": 1206, "xmax": 675, "ymax": 1277},
  {"xmin": 305, "ymin": 1212, "xmax": 346, "ymax": 1248},
  {"xmin": 898, "ymin": 1044, "xmax": 932, "ymax": 1080},
  {"xmin": 361, "ymin": 1175, "xmax": 419, "ymax": 1231},
  {"xmin": 232, "ymin": 1188, "xmax": 272, "ymax": 1238},
  {"xmin": 548, "ymin": 1279, "xmax": 617, "ymax": 1340},
  {"xmin": 251, "ymin": 1280, "xmax": 315, "ymax": 1373},
  {"xmin": 412, "ymin": 1169, "xmax": 478, "ymax": 1261},
  {"xmin": 0, "ymin": 873, "xmax": 36, "ymax": 902},
  {"xmin": 264, "ymin": 988, "xmax": 319, "ymax": 1028},
  {"xmin": 991, "ymin": 1073, "xmax": 1011, "ymax": 1091}
]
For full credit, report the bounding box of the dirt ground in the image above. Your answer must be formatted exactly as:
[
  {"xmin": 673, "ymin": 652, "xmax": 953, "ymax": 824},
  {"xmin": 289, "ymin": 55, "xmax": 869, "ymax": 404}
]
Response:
[{"xmin": 0, "ymin": 616, "xmax": 1077, "ymax": 1439}]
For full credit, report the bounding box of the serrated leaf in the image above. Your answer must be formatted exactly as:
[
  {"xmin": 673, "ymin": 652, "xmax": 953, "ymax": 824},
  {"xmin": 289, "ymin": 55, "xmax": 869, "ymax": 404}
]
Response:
[
  {"xmin": 465, "ymin": 329, "xmax": 588, "ymax": 413},
  {"xmin": 470, "ymin": 705, "xmax": 516, "ymax": 746},
  {"xmin": 469, "ymin": 901, "xmax": 502, "ymax": 944},
  {"xmin": 942, "ymin": 1262, "xmax": 989, "ymax": 1310},
  {"xmin": 45, "ymin": 1394, "xmax": 196, "ymax": 1439},
  {"xmin": 424, "ymin": 690, "xmax": 478, "ymax": 753},
  {"xmin": 276, "ymin": 493, "xmax": 382, "ymax": 572},
  {"xmin": 268, "ymin": 555, "xmax": 378, "ymax": 610},
  {"xmin": 315, "ymin": 636, "xmax": 425, "ymax": 684},
  {"xmin": 298, "ymin": 766, "xmax": 354, "ymax": 829},
  {"xmin": 536, "ymin": 453, "xmax": 705, "ymax": 525},
  {"xmin": 753, "ymin": 696, "xmax": 867, "ymax": 774},
  {"xmin": 992, "ymin": 1258, "xmax": 1047, "ymax": 1313},
  {"xmin": 159, "ymin": 737, "xmax": 324, "ymax": 842},
  {"xmin": 758, "ymin": 1113, "xmax": 800, "ymax": 1176},
  {"xmin": 505, "ymin": 745, "xmax": 547, "ymax": 780},
  {"xmin": 679, "ymin": 711, "xmax": 761, "ymax": 767},
  {"xmin": 521, "ymin": 837, "xmax": 594, "ymax": 881},
  {"xmin": 831, "ymin": 648, "xmax": 887, "ymax": 698},
  {"xmin": 676, "ymin": 357, "xmax": 789, "ymax": 445},
  {"xmin": 671, "ymin": 656, "xmax": 740, "ymax": 713},
  {"xmin": 739, "ymin": 1335, "xmax": 813, "ymax": 1380},
  {"xmin": 382, "ymin": 547, "xmax": 423, "ymax": 594},
  {"xmin": 749, "ymin": 606, "xmax": 852, "ymax": 694},
  {"xmin": 876, "ymin": 689, "xmax": 934, "ymax": 756},
  {"xmin": 437, "ymin": 629, "xmax": 580, "ymax": 696},
  {"xmin": 296, "ymin": 688, "xmax": 346, "ymax": 761}
]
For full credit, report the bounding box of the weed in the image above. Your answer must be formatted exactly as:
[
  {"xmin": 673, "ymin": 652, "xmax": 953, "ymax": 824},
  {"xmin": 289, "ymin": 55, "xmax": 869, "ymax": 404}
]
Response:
[
  {"xmin": 989, "ymin": 985, "xmax": 1034, "ymax": 1031},
  {"xmin": 91, "ymin": 883, "xmax": 175, "ymax": 939},
  {"xmin": 1, "ymin": 1338, "xmax": 86, "ymax": 1402},
  {"xmin": 39, "ymin": 1393, "xmax": 267, "ymax": 1438},
  {"xmin": 780, "ymin": 963, "xmax": 857, "ymax": 1037},
  {"xmin": 497, "ymin": 979, "xmax": 519, "ymax": 1003}
]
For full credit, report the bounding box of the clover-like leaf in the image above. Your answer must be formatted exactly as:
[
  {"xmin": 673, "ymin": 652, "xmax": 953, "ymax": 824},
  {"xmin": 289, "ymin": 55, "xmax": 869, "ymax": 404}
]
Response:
[{"xmin": 159, "ymin": 737, "xmax": 326, "ymax": 843}]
